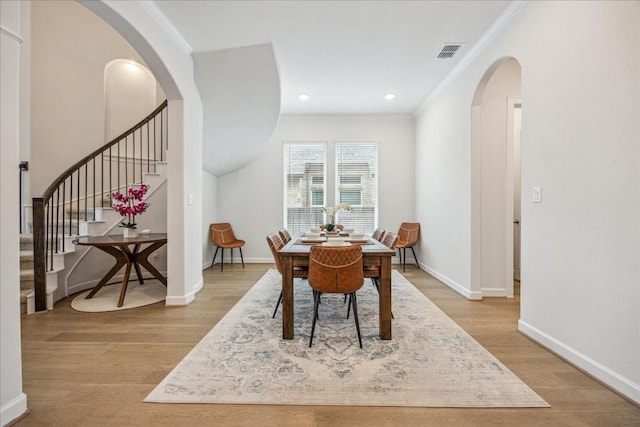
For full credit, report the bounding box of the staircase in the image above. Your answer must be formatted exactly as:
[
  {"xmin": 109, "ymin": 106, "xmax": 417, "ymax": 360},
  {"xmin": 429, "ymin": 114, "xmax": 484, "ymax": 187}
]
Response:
[
  {"xmin": 20, "ymin": 235, "xmax": 34, "ymax": 314},
  {"xmin": 29, "ymin": 100, "xmax": 168, "ymax": 313}
]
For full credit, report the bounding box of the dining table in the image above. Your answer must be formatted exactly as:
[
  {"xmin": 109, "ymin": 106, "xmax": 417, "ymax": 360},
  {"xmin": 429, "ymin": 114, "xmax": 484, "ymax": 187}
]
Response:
[
  {"xmin": 278, "ymin": 234, "xmax": 396, "ymax": 340},
  {"xmin": 72, "ymin": 233, "xmax": 167, "ymax": 307}
]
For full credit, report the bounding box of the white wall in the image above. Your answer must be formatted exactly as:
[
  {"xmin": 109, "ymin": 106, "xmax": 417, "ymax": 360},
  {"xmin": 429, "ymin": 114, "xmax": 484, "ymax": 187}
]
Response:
[
  {"xmin": 1, "ymin": 1, "xmax": 28, "ymax": 425},
  {"xmin": 202, "ymin": 170, "xmax": 218, "ymax": 268},
  {"xmin": 216, "ymin": 115, "xmax": 415, "ymax": 263},
  {"xmin": 29, "ymin": 0, "xmax": 150, "ymax": 198},
  {"xmin": 415, "ymin": 1, "xmax": 639, "ymax": 403}
]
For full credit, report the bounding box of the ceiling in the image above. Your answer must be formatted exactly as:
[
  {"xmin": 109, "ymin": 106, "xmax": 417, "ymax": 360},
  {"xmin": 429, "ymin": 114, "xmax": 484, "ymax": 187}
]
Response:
[{"xmin": 152, "ymin": 0, "xmax": 512, "ymax": 115}]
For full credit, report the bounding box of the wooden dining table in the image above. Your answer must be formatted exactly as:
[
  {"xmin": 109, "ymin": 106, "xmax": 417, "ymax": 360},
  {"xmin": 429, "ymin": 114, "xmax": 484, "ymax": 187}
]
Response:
[{"xmin": 279, "ymin": 236, "xmax": 396, "ymax": 340}]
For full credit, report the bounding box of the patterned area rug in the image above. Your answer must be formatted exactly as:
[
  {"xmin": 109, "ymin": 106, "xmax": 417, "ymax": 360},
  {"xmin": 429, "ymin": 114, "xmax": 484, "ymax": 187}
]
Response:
[{"xmin": 145, "ymin": 270, "xmax": 548, "ymax": 407}]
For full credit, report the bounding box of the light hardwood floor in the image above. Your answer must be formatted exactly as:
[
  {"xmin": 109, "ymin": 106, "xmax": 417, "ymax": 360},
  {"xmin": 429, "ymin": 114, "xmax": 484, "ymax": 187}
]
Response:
[{"xmin": 17, "ymin": 264, "xmax": 639, "ymax": 426}]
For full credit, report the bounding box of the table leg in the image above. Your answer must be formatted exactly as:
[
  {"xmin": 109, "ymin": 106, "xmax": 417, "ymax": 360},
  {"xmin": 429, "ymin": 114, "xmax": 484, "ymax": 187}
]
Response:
[
  {"xmin": 281, "ymin": 255, "xmax": 294, "ymax": 339},
  {"xmin": 379, "ymin": 256, "xmax": 392, "ymax": 340},
  {"xmin": 85, "ymin": 245, "xmax": 127, "ymax": 299},
  {"xmin": 122, "ymin": 244, "xmax": 145, "ymax": 284},
  {"xmin": 136, "ymin": 241, "xmax": 168, "ymax": 285},
  {"xmin": 117, "ymin": 247, "xmax": 133, "ymax": 307}
]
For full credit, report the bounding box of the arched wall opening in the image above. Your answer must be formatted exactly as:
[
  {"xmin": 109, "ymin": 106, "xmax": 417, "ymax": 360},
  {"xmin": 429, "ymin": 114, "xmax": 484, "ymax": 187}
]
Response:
[
  {"xmin": 471, "ymin": 57, "xmax": 522, "ymax": 298},
  {"xmin": 80, "ymin": 0, "xmax": 204, "ymax": 306}
]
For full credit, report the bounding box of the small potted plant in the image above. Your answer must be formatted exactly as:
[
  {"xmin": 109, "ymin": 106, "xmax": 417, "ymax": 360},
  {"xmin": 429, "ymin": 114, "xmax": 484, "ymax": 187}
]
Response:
[
  {"xmin": 112, "ymin": 183, "xmax": 149, "ymax": 238},
  {"xmin": 322, "ymin": 204, "xmax": 351, "ymax": 232}
]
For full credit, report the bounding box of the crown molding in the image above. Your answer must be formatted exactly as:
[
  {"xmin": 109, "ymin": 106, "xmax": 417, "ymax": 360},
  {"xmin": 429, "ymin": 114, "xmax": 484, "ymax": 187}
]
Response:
[
  {"xmin": 1, "ymin": 25, "xmax": 24, "ymax": 44},
  {"xmin": 139, "ymin": 0, "xmax": 192, "ymax": 55},
  {"xmin": 414, "ymin": 0, "xmax": 527, "ymax": 116}
]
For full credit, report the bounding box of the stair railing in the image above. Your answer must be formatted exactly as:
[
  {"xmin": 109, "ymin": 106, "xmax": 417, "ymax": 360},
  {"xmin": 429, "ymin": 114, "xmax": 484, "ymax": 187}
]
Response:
[{"xmin": 31, "ymin": 100, "xmax": 168, "ymax": 312}]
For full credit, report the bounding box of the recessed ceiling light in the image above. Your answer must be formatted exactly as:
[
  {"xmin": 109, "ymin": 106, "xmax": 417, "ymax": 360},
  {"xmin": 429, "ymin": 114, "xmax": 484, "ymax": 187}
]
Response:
[
  {"xmin": 384, "ymin": 93, "xmax": 396, "ymax": 100},
  {"xmin": 298, "ymin": 93, "xmax": 310, "ymax": 101}
]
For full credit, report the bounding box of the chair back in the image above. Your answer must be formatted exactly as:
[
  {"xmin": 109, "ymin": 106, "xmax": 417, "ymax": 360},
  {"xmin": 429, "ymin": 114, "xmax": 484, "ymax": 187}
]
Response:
[
  {"xmin": 371, "ymin": 228, "xmax": 385, "ymax": 242},
  {"xmin": 211, "ymin": 223, "xmax": 239, "ymax": 246},
  {"xmin": 398, "ymin": 222, "xmax": 420, "ymax": 246},
  {"xmin": 266, "ymin": 233, "xmax": 285, "ymax": 274},
  {"xmin": 381, "ymin": 231, "xmax": 399, "ymax": 249},
  {"xmin": 308, "ymin": 245, "xmax": 363, "ymax": 294},
  {"xmin": 278, "ymin": 228, "xmax": 292, "ymax": 244}
]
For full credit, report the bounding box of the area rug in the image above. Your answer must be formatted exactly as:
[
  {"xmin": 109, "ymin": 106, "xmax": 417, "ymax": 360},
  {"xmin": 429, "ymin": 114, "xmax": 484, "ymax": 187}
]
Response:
[
  {"xmin": 71, "ymin": 279, "xmax": 166, "ymax": 312},
  {"xmin": 145, "ymin": 270, "xmax": 548, "ymax": 407}
]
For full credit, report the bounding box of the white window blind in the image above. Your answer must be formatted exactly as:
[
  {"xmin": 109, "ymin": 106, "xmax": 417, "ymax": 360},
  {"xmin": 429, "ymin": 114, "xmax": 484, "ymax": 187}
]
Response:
[
  {"xmin": 335, "ymin": 142, "xmax": 378, "ymax": 233},
  {"xmin": 283, "ymin": 142, "xmax": 326, "ymax": 235}
]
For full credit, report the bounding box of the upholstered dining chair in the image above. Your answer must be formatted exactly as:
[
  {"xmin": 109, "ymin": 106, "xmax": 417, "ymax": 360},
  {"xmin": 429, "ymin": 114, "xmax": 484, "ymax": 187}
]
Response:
[
  {"xmin": 363, "ymin": 231, "xmax": 399, "ymax": 319},
  {"xmin": 210, "ymin": 223, "xmax": 245, "ymax": 272},
  {"xmin": 308, "ymin": 245, "xmax": 364, "ymax": 348},
  {"xmin": 371, "ymin": 228, "xmax": 386, "ymax": 242},
  {"xmin": 278, "ymin": 228, "xmax": 292, "ymax": 244},
  {"xmin": 396, "ymin": 222, "xmax": 420, "ymax": 272},
  {"xmin": 266, "ymin": 233, "xmax": 308, "ymax": 318}
]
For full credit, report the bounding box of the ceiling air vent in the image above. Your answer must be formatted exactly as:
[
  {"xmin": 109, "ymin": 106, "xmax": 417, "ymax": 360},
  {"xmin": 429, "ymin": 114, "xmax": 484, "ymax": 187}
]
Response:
[{"xmin": 436, "ymin": 43, "xmax": 464, "ymax": 59}]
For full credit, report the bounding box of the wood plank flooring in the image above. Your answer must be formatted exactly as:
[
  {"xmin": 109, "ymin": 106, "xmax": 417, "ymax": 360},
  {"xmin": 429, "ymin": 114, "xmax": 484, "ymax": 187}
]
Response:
[{"xmin": 16, "ymin": 264, "xmax": 639, "ymax": 426}]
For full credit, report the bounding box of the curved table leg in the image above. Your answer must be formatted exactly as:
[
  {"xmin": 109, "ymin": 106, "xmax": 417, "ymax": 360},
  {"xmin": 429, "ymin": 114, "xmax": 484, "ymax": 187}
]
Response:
[
  {"xmin": 117, "ymin": 249, "xmax": 134, "ymax": 307},
  {"xmin": 85, "ymin": 245, "xmax": 127, "ymax": 300},
  {"xmin": 136, "ymin": 241, "xmax": 168, "ymax": 285}
]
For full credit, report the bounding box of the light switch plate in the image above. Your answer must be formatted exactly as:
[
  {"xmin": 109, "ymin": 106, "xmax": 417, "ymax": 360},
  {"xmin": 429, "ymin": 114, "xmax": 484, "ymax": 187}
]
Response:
[
  {"xmin": 533, "ymin": 187, "xmax": 542, "ymax": 203},
  {"xmin": 188, "ymin": 193, "xmax": 193, "ymax": 206}
]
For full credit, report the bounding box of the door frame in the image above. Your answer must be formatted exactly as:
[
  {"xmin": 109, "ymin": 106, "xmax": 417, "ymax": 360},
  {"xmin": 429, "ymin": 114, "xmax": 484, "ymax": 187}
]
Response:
[{"xmin": 505, "ymin": 96, "xmax": 522, "ymax": 297}]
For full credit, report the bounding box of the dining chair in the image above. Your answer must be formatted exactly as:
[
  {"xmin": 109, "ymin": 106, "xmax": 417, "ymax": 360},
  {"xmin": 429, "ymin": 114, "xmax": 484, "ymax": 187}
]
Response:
[
  {"xmin": 278, "ymin": 228, "xmax": 292, "ymax": 244},
  {"xmin": 396, "ymin": 222, "xmax": 420, "ymax": 272},
  {"xmin": 371, "ymin": 228, "xmax": 386, "ymax": 242},
  {"xmin": 210, "ymin": 223, "xmax": 245, "ymax": 272},
  {"xmin": 266, "ymin": 233, "xmax": 308, "ymax": 318},
  {"xmin": 363, "ymin": 231, "xmax": 398, "ymax": 318},
  {"xmin": 308, "ymin": 245, "xmax": 364, "ymax": 348}
]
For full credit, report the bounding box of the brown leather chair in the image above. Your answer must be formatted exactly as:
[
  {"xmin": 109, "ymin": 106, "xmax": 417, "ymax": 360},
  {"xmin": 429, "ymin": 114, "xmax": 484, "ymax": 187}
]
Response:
[
  {"xmin": 371, "ymin": 228, "xmax": 385, "ymax": 242},
  {"xmin": 210, "ymin": 223, "xmax": 245, "ymax": 272},
  {"xmin": 266, "ymin": 233, "xmax": 308, "ymax": 318},
  {"xmin": 397, "ymin": 222, "xmax": 420, "ymax": 272},
  {"xmin": 308, "ymin": 245, "xmax": 364, "ymax": 348},
  {"xmin": 278, "ymin": 228, "xmax": 292, "ymax": 244},
  {"xmin": 363, "ymin": 231, "xmax": 398, "ymax": 318}
]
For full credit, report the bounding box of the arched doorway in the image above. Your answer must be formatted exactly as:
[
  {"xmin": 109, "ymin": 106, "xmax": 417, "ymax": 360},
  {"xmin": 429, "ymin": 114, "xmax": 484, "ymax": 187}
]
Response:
[{"xmin": 471, "ymin": 58, "xmax": 522, "ymax": 298}]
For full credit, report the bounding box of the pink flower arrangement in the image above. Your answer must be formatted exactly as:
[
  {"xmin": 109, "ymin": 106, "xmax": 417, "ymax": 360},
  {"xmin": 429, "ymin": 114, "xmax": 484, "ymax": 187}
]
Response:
[{"xmin": 111, "ymin": 183, "xmax": 149, "ymax": 229}]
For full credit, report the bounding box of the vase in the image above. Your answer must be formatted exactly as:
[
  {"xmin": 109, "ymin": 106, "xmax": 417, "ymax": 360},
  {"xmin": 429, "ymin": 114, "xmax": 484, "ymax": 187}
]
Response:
[{"xmin": 123, "ymin": 228, "xmax": 138, "ymax": 239}]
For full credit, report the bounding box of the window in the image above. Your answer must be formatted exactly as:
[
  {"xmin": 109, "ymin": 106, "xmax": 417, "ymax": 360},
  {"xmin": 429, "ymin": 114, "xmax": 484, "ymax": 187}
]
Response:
[
  {"xmin": 283, "ymin": 143, "xmax": 326, "ymax": 235},
  {"xmin": 335, "ymin": 142, "xmax": 378, "ymax": 233},
  {"xmin": 283, "ymin": 141, "xmax": 378, "ymax": 235}
]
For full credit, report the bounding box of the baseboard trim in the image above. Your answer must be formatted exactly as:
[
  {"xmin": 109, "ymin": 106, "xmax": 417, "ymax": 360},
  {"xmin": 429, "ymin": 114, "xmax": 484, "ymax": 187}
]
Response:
[
  {"xmin": 165, "ymin": 277, "xmax": 202, "ymax": 306},
  {"xmin": 419, "ymin": 262, "xmax": 482, "ymax": 300},
  {"xmin": 1, "ymin": 392, "xmax": 28, "ymax": 427},
  {"xmin": 518, "ymin": 319, "xmax": 640, "ymax": 405}
]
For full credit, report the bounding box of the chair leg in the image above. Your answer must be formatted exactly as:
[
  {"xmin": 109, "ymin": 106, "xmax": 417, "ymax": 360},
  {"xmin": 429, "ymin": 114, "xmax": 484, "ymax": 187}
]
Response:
[
  {"xmin": 402, "ymin": 248, "xmax": 407, "ymax": 272},
  {"xmin": 211, "ymin": 247, "xmax": 219, "ymax": 269},
  {"xmin": 239, "ymin": 247, "xmax": 245, "ymax": 268},
  {"xmin": 309, "ymin": 291, "xmax": 322, "ymax": 347},
  {"xmin": 220, "ymin": 248, "xmax": 224, "ymax": 272},
  {"xmin": 350, "ymin": 292, "xmax": 363, "ymax": 348},
  {"xmin": 347, "ymin": 294, "xmax": 352, "ymax": 319},
  {"xmin": 410, "ymin": 246, "xmax": 418, "ymax": 268},
  {"xmin": 272, "ymin": 291, "xmax": 283, "ymax": 319},
  {"xmin": 231, "ymin": 248, "xmax": 233, "ymax": 266}
]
